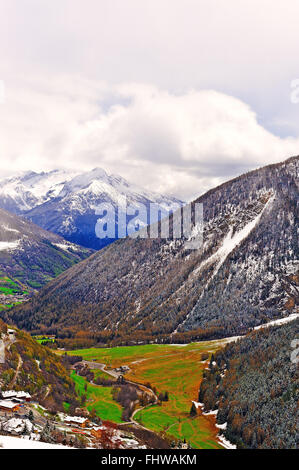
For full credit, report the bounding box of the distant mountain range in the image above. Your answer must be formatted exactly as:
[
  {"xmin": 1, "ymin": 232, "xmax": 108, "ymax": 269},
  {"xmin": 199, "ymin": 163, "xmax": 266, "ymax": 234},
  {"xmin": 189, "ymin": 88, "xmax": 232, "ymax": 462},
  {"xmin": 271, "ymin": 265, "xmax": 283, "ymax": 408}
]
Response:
[
  {"xmin": 0, "ymin": 169, "xmax": 183, "ymax": 249},
  {"xmin": 4, "ymin": 155, "xmax": 298, "ymax": 343},
  {"xmin": 0, "ymin": 207, "xmax": 92, "ymax": 294}
]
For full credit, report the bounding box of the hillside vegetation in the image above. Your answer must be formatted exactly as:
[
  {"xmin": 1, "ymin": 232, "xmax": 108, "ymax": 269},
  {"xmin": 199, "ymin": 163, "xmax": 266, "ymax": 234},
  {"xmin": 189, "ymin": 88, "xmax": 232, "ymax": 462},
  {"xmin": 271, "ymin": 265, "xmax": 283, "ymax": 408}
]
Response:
[
  {"xmin": 0, "ymin": 207, "xmax": 93, "ymax": 292},
  {"xmin": 0, "ymin": 318, "xmax": 79, "ymax": 412},
  {"xmin": 199, "ymin": 319, "xmax": 299, "ymax": 449}
]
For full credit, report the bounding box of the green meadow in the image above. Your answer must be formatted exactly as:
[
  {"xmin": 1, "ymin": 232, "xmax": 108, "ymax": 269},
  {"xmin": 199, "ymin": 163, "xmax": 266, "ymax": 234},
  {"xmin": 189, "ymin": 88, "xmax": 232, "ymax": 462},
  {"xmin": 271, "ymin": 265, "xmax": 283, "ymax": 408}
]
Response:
[
  {"xmin": 60, "ymin": 340, "xmax": 228, "ymax": 448},
  {"xmin": 70, "ymin": 370, "xmax": 123, "ymax": 423}
]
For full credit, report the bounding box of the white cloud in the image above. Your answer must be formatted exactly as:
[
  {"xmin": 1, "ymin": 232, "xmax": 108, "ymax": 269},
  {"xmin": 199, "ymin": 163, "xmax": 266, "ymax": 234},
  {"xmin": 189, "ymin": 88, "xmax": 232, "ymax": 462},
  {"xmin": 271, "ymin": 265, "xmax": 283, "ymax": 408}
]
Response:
[
  {"xmin": 0, "ymin": 76, "xmax": 298, "ymax": 200},
  {"xmin": 0, "ymin": 1, "xmax": 299, "ymax": 200}
]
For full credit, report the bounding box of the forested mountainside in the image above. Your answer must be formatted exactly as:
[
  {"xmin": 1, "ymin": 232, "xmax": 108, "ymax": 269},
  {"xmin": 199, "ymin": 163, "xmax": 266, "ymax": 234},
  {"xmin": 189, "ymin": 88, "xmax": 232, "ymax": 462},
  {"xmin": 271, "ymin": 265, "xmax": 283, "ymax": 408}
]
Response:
[
  {"xmin": 199, "ymin": 319, "xmax": 299, "ymax": 449},
  {"xmin": 3, "ymin": 156, "xmax": 298, "ymax": 344},
  {"xmin": 0, "ymin": 208, "xmax": 92, "ymax": 292},
  {"xmin": 0, "ymin": 168, "xmax": 182, "ymax": 249},
  {"xmin": 0, "ymin": 319, "xmax": 78, "ymax": 411}
]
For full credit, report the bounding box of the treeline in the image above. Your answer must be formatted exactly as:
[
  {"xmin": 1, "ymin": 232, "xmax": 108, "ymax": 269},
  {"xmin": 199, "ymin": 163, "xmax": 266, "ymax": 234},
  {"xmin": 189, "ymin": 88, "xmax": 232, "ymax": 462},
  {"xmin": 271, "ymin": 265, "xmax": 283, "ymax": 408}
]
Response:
[
  {"xmin": 199, "ymin": 319, "xmax": 299, "ymax": 449},
  {"xmin": 15, "ymin": 324, "xmax": 230, "ymax": 349}
]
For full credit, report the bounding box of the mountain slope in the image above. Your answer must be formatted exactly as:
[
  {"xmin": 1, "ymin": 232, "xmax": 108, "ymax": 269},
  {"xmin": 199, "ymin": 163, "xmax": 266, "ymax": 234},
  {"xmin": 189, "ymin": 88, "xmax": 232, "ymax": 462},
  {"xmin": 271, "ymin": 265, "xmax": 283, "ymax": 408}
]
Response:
[
  {"xmin": 0, "ymin": 169, "xmax": 77, "ymax": 213},
  {"xmin": 0, "ymin": 168, "xmax": 183, "ymax": 249},
  {"xmin": 0, "ymin": 208, "xmax": 92, "ymax": 296},
  {"xmin": 0, "ymin": 319, "xmax": 78, "ymax": 411},
  {"xmin": 3, "ymin": 156, "xmax": 298, "ymax": 342},
  {"xmin": 199, "ymin": 318, "xmax": 299, "ymax": 449}
]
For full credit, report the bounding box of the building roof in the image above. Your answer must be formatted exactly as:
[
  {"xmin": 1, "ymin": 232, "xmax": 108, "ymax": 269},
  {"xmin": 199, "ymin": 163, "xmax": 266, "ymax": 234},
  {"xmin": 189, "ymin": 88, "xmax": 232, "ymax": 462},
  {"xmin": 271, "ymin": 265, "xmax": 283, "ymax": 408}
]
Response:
[
  {"xmin": 2, "ymin": 390, "xmax": 31, "ymax": 399},
  {"xmin": 3, "ymin": 418, "xmax": 33, "ymax": 434},
  {"xmin": 0, "ymin": 400, "xmax": 18, "ymax": 409},
  {"xmin": 64, "ymin": 416, "xmax": 88, "ymax": 424}
]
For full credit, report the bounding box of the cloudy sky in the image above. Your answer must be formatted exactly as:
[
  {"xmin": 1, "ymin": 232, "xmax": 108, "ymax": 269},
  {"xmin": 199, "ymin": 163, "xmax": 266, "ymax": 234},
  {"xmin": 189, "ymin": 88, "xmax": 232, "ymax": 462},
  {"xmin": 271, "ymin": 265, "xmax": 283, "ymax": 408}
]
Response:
[{"xmin": 0, "ymin": 0, "xmax": 299, "ymax": 200}]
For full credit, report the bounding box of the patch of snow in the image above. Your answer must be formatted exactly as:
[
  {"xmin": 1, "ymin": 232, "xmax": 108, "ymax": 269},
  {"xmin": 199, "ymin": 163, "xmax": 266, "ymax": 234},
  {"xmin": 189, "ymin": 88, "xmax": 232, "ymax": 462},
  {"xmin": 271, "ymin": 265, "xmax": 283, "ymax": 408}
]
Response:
[
  {"xmin": 0, "ymin": 240, "xmax": 21, "ymax": 251},
  {"xmin": 216, "ymin": 422, "xmax": 227, "ymax": 430},
  {"xmin": 53, "ymin": 242, "xmax": 73, "ymax": 251},
  {"xmin": 192, "ymin": 401, "xmax": 204, "ymax": 409},
  {"xmin": 195, "ymin": 195, "xmax": 274, "ymax": 280},
  {"xmin": 0, "ymin": 435, "xmax": 72, "ymax": 449},
  {"xmin": 254, "ymin": 313, "xmax": 299, "ymax": 330},
  {"xmin": 203, "ymin": 409, "xmax": 218, "ymax": 416},
  {"xmin": 217, "ymin": 434, "xmax": 236, "ymax": 450},
  {"xmin": 1, "ymin": 225, "xmax": 20, "ymax": 233}
]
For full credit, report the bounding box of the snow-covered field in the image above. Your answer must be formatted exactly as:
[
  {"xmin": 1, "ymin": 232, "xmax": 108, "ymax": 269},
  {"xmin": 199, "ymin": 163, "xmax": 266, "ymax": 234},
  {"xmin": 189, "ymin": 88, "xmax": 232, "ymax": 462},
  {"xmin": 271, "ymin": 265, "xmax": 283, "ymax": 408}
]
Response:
[
  {"xmin": 0, "ymin": 435, "xmax": 71, "ymax": 449},
  {"xmin": 0, "ymin": 240, "xmax": 20, "ymax": 251}
]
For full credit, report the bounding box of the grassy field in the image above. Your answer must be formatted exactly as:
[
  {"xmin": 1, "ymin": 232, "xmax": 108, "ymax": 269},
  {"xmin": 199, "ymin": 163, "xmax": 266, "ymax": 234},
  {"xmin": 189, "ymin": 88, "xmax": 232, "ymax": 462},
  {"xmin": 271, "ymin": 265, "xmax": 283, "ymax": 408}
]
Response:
[
  {"xmin": 62, "ymin": 339, "xmax": 229, "ymax": 448},
  {"xmin": 33, "ymin": 335, "xmax": 56, "ymax": 345},
  {"xmin": 0, "ymin": 275, "xmax": 28, "ymax": 312},
  {"xmin": 70, "ymin": 371, "xmax": 123, "ymax": 423},
  {"xmin": 0, "ymin": 275, "xmax": 22, "ymax": 295}
]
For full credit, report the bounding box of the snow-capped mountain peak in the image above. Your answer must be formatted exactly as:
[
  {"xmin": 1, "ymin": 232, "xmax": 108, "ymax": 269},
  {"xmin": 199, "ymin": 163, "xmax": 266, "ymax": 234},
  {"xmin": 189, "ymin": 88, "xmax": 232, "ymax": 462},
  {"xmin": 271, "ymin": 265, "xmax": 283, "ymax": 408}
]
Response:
[{"xmin": 0, "ymin": 168, "xmax": 184, "ymax": 249}]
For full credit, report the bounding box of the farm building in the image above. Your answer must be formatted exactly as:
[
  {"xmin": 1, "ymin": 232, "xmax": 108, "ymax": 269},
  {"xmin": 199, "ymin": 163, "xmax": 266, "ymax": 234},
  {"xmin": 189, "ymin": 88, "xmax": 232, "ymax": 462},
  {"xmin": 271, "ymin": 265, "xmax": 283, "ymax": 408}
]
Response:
[
  {"xmin": 64, "ymin": 416, "xmax": 89, "ymax": 428},
  {"xmin": 0, "ymin": 400, "xmax": 20, "ymax": 412},
  {"xmin": 1, "ymin": 390, "xmax": 31, "ymax": 402},
  {"xmin": 91, "ymin": 426, "xmax": 104, "ymax": 439},
  {"xmin": 2, "ymin": 418, "xmax": 34, "ymax": 435}
]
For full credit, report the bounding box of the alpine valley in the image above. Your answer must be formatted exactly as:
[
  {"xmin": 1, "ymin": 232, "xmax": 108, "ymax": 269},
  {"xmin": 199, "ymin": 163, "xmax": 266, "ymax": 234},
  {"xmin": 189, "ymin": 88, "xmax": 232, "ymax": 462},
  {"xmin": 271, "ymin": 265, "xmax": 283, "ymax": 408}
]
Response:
[
  {"xmin": 3, "ymin": 155, "xmax": 298, "ymax": 344},
  {"xmin": 0, "ymin": 156, "xmax": 298, "ymax": 450},
  {"xmin": 0, "ymin": 208, "xmax": 92, "ymax": 310}
]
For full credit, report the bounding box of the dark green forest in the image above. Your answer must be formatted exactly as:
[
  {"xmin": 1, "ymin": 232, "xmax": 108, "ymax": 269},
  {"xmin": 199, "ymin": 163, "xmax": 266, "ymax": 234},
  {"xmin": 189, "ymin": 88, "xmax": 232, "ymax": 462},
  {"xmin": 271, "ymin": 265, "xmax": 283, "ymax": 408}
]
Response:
[{"xmin": 199, "ymin": 319, "xmax": 299, "ymax": 449}]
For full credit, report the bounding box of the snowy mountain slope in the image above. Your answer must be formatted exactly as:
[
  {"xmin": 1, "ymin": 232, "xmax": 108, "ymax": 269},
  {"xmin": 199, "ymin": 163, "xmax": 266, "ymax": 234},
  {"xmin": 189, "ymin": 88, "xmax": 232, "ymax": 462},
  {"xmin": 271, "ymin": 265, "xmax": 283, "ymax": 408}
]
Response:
[
  {"xmin": 0, "ymin": 168, "xmax": 183, "ymax": 249},
  {"xmin": 4, "ymin": 156, "xmax": 298, "ymax": 342},
  {"xmin": 0, "ymin": 208, "xmax": 93, "ymax": 293},
  {"xmin": 0, "ymin": 170, "xmax": 78, "ymax": 213}
]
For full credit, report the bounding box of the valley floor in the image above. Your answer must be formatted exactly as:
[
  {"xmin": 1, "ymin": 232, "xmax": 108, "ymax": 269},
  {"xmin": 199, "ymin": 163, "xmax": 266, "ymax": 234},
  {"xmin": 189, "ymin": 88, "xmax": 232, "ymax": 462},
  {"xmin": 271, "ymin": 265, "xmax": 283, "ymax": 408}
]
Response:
[
  {"xmin": 61, "ymin": 339, "xmax": 233, "ymax": 449},
  {"xmin": 58, "ymin": 313, "xmax": 299, "ymax": 449}
]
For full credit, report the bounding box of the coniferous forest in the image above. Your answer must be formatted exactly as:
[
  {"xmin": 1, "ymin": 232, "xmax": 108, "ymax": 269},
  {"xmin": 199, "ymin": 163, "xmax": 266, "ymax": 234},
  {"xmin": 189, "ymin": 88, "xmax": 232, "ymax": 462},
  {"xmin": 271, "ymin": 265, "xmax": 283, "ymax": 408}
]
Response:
[{"xmin": 199, "ymin": 319, "xmax": 299, "ymax": 449}]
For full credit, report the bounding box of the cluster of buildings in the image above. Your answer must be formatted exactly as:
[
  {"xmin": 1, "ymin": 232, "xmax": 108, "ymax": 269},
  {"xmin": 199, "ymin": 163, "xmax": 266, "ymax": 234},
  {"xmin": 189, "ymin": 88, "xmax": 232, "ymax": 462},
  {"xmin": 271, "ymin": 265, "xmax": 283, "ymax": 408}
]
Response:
[
  {"xmin": 0, "ymin": 391, "xmax": 146, "ymax": 449},
  {"xmin": 0, "ymin": 390, "xmax": 32, "ymax": 413}
]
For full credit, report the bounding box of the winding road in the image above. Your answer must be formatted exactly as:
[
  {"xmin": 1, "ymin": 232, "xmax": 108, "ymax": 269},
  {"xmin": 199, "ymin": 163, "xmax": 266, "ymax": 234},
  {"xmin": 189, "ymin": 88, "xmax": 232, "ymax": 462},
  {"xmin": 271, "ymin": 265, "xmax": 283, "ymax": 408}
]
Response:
[
  {"xmin": 76, "ymin": 360, "xmax": 159, "ymax": 431},
  {"xmin": 0, "ymin": 336, "xmax": 5, "ymax": 364}
]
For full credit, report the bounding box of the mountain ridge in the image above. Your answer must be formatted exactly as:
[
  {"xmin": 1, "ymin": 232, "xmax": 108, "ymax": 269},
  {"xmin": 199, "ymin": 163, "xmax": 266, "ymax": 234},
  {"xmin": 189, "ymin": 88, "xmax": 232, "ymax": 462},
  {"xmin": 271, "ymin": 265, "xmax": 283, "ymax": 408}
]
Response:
[
  {"xmin": 0, "ymin": 207, "xmax": 93, "ymax": 296},
  {"xmin": 3, "ymin": 155, "xmax": 298, "ymax": 344},
  {"xmin": 0, "ymin": 168, "xmax": 183, "ymax": 249}
]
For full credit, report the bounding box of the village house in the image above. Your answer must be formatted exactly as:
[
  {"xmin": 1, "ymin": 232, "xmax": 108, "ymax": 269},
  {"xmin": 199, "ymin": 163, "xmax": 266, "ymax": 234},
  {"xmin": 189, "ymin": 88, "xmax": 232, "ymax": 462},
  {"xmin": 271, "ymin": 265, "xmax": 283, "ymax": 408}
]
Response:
[
  {"xmin": 1, "ymin": 390, "xmax": 31, "ymax": 402},
  {"xmin": 2, "ymin": 417, "xmax": 34, "ymax": 436},
  {"xmin": 0, "ymin": 400, "xmax": 20, "ymax": 412},
  {"xmin": 91, "ymin": 426, "xmax": 104, "ymax": 439},
  {"xmin": 64, "ymin": 415, "xmax": 90, "ymax": 428}
]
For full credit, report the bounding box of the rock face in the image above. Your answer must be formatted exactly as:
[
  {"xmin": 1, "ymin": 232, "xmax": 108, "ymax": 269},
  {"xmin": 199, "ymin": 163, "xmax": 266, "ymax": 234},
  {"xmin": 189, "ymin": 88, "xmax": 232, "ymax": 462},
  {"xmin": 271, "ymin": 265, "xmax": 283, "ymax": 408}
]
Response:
[
  {"xmin": 0, "ymin": 168, "xmax": 183, "ymax": 249},
  {"xmin": 3, "ymin": 156, "xmax": 299, "ymax": 341}
]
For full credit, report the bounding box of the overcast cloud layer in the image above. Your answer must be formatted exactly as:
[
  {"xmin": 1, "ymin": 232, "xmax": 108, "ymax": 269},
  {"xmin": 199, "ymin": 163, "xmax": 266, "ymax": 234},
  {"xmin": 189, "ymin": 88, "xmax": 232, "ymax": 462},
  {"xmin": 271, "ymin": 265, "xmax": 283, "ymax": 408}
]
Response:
[{"xmin": 0, "ymin": 0, "xmax": 299, "ymax": 200}]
